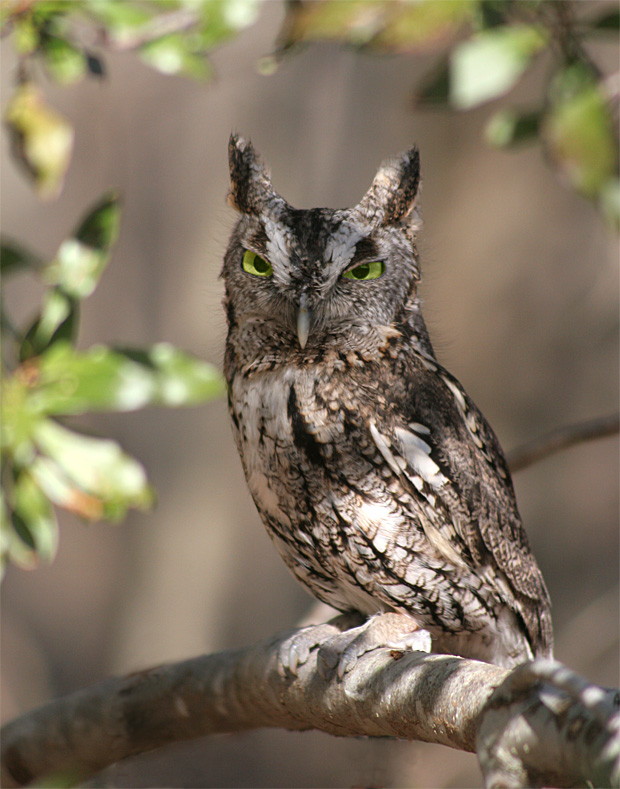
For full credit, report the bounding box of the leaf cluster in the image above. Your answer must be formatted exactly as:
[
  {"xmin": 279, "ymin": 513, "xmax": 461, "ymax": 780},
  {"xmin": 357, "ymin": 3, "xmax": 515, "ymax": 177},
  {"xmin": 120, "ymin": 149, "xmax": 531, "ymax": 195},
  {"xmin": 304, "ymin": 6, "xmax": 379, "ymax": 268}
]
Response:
[
  {"xmin": 1, "ymin": 0, "xmax": 260, "ymax": 197},
  {"xmin": 273, "ymin": 0, "xmax": 619, "ymax": 226},
  {"xmin": 1, "ymin": 196, "xmax": 225, "ymax": 576}
]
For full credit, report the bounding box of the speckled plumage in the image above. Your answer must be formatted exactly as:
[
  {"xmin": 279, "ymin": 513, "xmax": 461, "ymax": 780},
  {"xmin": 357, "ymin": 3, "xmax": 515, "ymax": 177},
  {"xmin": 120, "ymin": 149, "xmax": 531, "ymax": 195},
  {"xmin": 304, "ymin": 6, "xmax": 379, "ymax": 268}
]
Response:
[{"xmin": 221, "ymin": 135, "xmax": 553, "ymax": 668}]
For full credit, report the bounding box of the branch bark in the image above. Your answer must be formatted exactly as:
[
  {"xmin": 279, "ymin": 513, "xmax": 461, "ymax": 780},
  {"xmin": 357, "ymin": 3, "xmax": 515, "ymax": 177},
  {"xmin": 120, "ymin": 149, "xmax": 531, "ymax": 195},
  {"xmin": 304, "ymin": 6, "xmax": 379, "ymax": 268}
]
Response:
[{"xmin": 1, "ymin": 628, "xmax": 617, "ymax": 788}]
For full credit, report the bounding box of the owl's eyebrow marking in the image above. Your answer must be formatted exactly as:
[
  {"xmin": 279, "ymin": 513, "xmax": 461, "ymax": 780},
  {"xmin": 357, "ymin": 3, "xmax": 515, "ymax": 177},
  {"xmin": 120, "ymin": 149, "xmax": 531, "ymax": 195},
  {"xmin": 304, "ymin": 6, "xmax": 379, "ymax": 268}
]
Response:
[
  {"xmin": 349, "ymin": 237, "xmax": 379, "ymax": 266},
  {"xmin": 249, "ymin": 226, "xmax": 270, "ymax": 258}
]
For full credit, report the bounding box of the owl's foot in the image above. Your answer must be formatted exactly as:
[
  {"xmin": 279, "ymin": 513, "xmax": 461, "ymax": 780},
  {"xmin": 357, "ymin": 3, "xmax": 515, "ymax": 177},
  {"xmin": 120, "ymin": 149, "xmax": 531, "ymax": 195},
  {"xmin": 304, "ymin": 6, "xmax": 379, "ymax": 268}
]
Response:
[
  {"xmin": 277, "ymin": 611, "xmax": 365, "ymax": 677},
  {"xmin": 317, "ymin": 612, "xmax": 432, "ymax": 680}
]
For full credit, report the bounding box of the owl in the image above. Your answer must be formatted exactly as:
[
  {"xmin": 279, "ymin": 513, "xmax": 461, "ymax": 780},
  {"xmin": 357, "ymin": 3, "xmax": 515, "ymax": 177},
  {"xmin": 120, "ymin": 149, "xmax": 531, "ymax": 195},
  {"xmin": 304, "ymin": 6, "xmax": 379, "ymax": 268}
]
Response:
[{"xmin": 221, "ymin": 134, "xmax": 553, "ymax": 672}]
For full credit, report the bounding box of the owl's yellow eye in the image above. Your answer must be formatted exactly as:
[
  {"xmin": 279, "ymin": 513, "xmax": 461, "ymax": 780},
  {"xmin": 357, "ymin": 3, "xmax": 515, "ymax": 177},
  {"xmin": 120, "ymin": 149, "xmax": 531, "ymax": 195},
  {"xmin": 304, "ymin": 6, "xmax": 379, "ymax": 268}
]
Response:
[
  {"xmin": 242, "ymin": 250, "xmax": 273, "ymax": 277},
  {"xmin": 342, "ymin": 261, "xmax": 385, "ymax": 281}
]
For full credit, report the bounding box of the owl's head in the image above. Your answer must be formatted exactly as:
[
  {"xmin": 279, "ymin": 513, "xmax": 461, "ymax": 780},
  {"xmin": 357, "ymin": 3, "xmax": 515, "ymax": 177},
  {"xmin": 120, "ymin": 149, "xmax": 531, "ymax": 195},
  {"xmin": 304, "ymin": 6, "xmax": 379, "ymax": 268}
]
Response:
[{"xmin": 222, "ymin": 135, "xmax": 423, "ymax": 357}]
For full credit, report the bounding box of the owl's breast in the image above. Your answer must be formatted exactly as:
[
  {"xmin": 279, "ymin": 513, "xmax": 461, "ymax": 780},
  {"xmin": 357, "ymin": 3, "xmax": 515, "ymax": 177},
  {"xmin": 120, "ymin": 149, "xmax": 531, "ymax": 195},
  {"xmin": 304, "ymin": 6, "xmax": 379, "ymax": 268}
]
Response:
[
  {"xmin": 228, "ymin": 361, "xmax": 396, "ymax": 611},
  {"xmin": 229, "ymin": 364, "xmax": 346, "ymax": 514}
]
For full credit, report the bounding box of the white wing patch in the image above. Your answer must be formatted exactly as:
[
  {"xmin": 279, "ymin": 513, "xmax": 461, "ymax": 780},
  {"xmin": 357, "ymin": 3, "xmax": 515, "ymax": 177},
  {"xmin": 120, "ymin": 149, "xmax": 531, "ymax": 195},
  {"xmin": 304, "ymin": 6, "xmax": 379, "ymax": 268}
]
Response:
[
  {"xmin": 357, "ymin": 499, "xmax": 402, "ymax": 554},
  {"xmin": 393, "ymin": 426, "xmax": 447, "ymax": 489},
  {"xmin": 369, "ymin": 421, "xmax": 406, "ymax": 475}
]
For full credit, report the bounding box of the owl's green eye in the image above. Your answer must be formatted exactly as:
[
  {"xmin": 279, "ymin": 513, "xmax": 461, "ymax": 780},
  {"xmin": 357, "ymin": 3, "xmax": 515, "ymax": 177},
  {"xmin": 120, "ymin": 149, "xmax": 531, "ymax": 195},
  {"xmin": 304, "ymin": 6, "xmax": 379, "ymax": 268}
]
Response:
[
  {"xmin": 342, "ymin": 260, "xmax": 385, "ymax": 281},
  {"xmin": 242, "ymin": 250, "xmax": 273, "ymax": 277}
]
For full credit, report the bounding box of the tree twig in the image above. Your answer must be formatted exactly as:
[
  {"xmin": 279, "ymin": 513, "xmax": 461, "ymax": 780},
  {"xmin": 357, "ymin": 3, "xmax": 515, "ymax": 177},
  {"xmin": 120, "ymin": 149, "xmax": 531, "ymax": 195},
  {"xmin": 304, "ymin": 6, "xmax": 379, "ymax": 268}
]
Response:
[
  {"xmin": 508, "ymin": 414, "xmax": 619, "ymax": 473},
  {"xmin": 1, "ymin": 628, "xmax": 617, "ymax": 788}
]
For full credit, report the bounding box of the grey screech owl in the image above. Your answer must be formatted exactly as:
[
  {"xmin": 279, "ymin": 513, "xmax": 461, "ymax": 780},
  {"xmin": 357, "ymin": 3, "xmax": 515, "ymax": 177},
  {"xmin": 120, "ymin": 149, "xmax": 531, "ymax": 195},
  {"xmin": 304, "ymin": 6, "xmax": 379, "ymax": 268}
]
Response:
[{"xmin": 221, "ymin": 134, "xmax": 553, "ymax": 672}]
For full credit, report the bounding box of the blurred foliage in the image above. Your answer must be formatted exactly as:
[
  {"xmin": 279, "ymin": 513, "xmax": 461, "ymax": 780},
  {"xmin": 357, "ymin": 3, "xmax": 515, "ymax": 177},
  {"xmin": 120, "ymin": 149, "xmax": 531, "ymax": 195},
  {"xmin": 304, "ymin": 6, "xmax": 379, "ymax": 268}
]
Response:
[
  {"xmin": 271, "ymin": 0, "xmax": 619, "ymax": 227},
  {"xmin": 2, "ymin": 0, "xmax": 617, "ymax": 217},
  {"xmin": 1, "ymin": 196, "xmax": 225, "ymax": 576},
  {"xmin": 1, "ymin": 0, "xmax": 260, "ymax": 197}
]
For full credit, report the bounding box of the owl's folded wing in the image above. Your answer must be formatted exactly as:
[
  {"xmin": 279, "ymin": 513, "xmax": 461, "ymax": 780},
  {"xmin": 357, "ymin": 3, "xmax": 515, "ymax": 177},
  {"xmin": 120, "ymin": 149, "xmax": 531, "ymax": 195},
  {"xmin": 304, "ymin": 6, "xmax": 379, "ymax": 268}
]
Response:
[{"xmin": 369, "ymin": 364, "xmax": 551, "ymax": 610}]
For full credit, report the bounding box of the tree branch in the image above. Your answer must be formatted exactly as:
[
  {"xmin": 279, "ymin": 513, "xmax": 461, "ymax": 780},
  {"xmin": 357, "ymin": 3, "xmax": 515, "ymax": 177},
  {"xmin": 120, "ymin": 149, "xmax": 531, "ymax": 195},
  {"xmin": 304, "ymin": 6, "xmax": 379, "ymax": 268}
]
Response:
[
  {"xmin": 1, "ymin": 628, "xmax": 617, "ymax": 788},
  {"xmin": 508, "ymin": 414, "xmax": 619, "ymax": 473}
]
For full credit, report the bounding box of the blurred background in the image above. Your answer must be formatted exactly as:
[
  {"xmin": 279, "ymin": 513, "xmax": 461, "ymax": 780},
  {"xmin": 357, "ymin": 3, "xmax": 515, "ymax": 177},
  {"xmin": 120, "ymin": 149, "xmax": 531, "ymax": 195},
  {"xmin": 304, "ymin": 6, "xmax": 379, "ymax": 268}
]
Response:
[{"xmin": 1, "ymin": 2, "xmax": 618, "ymax": 787}]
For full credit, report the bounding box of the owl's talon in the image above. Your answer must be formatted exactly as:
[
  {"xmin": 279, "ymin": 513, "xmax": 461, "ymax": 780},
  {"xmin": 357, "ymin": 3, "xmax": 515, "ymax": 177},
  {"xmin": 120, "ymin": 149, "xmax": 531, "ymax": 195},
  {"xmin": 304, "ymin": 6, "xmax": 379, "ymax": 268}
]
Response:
[
  {"xmin": 316, "ymin": 612, "xmax": 432, "ymax": 680},
  {"xmin": 277, "ymin": 612, "xmax": 365, "ymax": 677},
  {"xmin": 276, "ymin": 622, "xmax": 340, "ymax": 677}
]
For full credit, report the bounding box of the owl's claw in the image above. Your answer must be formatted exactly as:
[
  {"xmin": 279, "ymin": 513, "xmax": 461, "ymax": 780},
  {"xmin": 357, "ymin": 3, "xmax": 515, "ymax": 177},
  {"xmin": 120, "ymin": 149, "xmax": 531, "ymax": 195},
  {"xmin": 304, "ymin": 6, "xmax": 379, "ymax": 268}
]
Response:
[
  {"xmin": 317, "ymin": 612, "xmax": 432, "ymax": 680},
  {"xmin": 276, "ymin": 612, "xmax": 365, "ymax": 677}
]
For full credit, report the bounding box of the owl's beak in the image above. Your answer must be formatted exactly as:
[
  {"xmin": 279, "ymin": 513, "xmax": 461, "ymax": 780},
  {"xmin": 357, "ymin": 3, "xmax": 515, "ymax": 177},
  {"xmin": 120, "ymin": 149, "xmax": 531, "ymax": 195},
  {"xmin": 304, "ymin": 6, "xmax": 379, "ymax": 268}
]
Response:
[{"xmin": 297, "ymin": 292, "xmax": 311, "ymax": 349}]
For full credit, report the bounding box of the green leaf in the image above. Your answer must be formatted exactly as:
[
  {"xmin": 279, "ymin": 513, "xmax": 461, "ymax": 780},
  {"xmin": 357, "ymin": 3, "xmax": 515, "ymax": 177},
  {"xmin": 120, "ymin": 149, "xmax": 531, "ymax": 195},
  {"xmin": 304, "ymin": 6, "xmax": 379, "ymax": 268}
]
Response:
[
  {"xmin": 1, "ymin": 372, "xmax": 40, "ymax": 467},
  {"xmin": 450, "ymin": 25, "xmax": 547, "ymax": 110},
  {"xmin": 12, "ymin": 15, "xmax": 40, "ymax": 55},
  {"xmin": 40, "ymin": 35, "xmax": 88, "ymax": 84},
  {"xmin": 277, "ymin": 0, "xmax": 472, "ymax": 52},
  {"xmin": 279, "ymin": 0, "xmax": 383, "ymax": 46},
  {"xmin": 1, "ymin": 239, "xmax": 43, "ymax": 275},
  {"xmin": 4, "ymin": 82, "xmax": 74, "ymax": 199},
  {"xmin": 543, "ymin": 68, "xmax": 618, "ymax": 197},
  {"xmin": 84, "ymin": 0, "xmax": 154, "ymax": 42},
  {"xmin": 139, "ymin": 34, "xmax": 212, "ymax": 80},
  {"xmin": 485, "ymin": 109, "xmax": 541, "ymax": 148},
  {"xmin": 369, "ymin": 0, "xmax": 473, "ymax": 52},
  {"xmin": 28, "ymin": 341, "xmax": 225, "ymax": 416},
  {"xmin": 33, "ymin": 421, "xmax": 153, "ymax": 520},
  {"xmin": 12, "ymin": 471, "xmax": 59, "ymax": 564},
  {"xmin": 20, "ymin": 289, "xmax": 78, "ymax": 361},
  {"xmin": 75, "ymin": 190, "xmax": 121, "ymax": 248},
  {"xmin": 217, "ymin": 0, "xmax": 261, "ymax": 32},
  {"xmin": 43, "ymin": 192, "xmax": 121, "ymax": 299},
  {"xmin": 120, "ymin": 343, "xmax": 227, "ymax": 406}
]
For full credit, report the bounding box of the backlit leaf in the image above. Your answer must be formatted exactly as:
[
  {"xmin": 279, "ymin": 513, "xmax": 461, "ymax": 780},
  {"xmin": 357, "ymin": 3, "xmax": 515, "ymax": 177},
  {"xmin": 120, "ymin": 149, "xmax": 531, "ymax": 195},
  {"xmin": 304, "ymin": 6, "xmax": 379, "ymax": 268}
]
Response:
[
  {"xmin": 40, "ymin": 35, "xmax": 88, "ymax": 84},
  {"xmin": 139, "ymin": 34, "xmax": 212, "ymax": 80},
  {"xmin": 485, "ymin": 109, "xmax": 541, "ymax": 148},
  {"xmin": 20, "ymin": 289, "xmax": 78, "ymax": 361},
  {"xmin": 27, "ymin": 341, "xmax": 225, "ymax": 416},
  {"xmin": 450, "ymin": 25, "xmax": 547, "ymax": 109},
  {"xmin": 12, "ymin": 471, "xmax": 59, "ymax": 564},
  {"xmin": 3, "ymin": 82, "xmax": 74, "ymax": 199},
  {"xmin": 33, "ymin": 421, "xmax": 153, "ymax": 520},
  {"xmin": 43, "ymin": 192, "xmax": 121, "ymax": 299},
  {"xmin": 543, "ymin": 67, "xmax": 617, "ymax": 197}
]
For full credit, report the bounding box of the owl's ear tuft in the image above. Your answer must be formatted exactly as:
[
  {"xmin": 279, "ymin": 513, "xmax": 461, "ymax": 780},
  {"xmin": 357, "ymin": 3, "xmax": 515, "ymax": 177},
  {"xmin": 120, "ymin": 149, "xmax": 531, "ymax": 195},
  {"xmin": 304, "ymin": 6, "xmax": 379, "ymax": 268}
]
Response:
[
  {"xmin": 227, "ymin": 134, "xmax": 277, "ymax": 215},
  {"xmin": 356, "ymin": 147, "xmax": 421, "ymax": 229}
]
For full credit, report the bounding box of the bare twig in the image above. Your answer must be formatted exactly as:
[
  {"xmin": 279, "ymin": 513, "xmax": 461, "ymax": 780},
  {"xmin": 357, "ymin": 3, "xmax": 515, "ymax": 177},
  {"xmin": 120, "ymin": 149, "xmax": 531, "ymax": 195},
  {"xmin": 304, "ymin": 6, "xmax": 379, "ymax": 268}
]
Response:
[
  {"xmin": 508, "ymin": 414, "xmax": 619, "ymax": 473},
  {"xmin": 1, "ymin": 628, "xmax": 617, "ymax": 788}
]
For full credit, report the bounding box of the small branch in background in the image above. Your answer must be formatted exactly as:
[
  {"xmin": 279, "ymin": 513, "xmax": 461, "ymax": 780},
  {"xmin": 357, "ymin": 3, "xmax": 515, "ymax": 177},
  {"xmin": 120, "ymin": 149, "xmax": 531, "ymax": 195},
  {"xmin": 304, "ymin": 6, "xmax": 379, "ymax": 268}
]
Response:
[{"xmin": 508, "ymin": 414, "xmax": 619, "ymax": 473}]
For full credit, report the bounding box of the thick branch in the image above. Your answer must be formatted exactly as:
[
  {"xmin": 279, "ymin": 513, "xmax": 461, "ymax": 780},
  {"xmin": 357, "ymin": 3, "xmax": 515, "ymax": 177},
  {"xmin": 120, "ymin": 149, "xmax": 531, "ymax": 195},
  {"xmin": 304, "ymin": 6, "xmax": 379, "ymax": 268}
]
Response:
[
  {"xmin": 508, "ymin": 414, "xmax": 619, "ymax": 472},
  {"xmin": 1, "ymin": 629, "xmax": 617, "ymax": 788}
]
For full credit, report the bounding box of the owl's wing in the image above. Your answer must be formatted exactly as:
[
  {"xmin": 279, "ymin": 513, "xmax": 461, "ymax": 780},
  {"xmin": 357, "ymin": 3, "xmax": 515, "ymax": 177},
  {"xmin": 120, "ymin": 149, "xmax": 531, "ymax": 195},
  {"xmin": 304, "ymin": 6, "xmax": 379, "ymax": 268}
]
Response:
[{"xmin": 370, "ymin": 360, "xmax": 551, "ymax": 619}]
